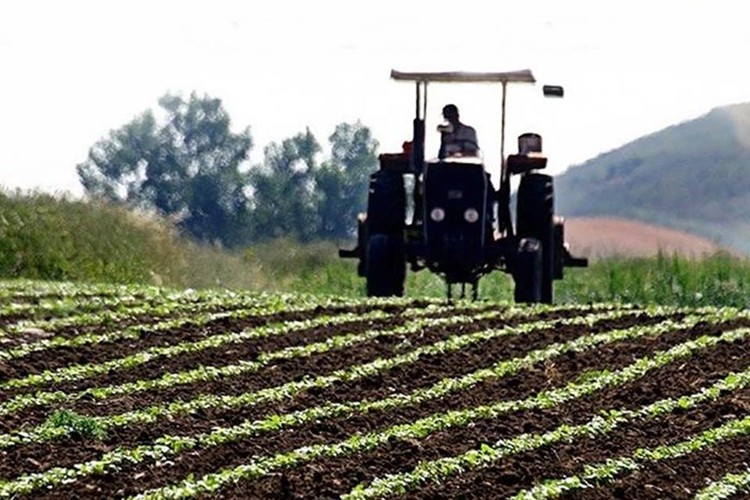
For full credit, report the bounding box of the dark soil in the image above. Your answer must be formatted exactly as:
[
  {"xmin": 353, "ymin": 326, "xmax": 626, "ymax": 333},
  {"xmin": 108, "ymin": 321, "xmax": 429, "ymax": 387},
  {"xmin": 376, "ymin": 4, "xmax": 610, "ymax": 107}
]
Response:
[
  {"xmin": 0, "ymin": 302, "xmax": 424, "ymax": 383},
  {"xmin": 23, "ymin": 315, "xmax": 746, "ymax": 498},
  {"xmin": 0, "ymin": 306, "xmax": 581, "ymax": 431},
  {"xmin": 569, "ymin": 431, "xmax": 750, "ymax": 499},
  {"xmin": 4, "ymin": 300, "xmax": 748, "ymax": 500}
]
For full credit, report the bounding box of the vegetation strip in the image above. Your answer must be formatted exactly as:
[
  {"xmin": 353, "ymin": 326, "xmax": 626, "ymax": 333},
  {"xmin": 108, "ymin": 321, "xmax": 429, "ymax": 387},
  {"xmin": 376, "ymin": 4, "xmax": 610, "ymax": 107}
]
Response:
[
  {"xmin": 0, "ymin": 281, "xmax": 177, "ymax": 309},
  {"xmin": 0, "ymin": 280, "xmax": 152, "ymax": 300},
  {"xmin": 513, "ymin": 418, "xmax": 750, "ymax": 499},
  {"xmin": 341, "ymin": 331, "xmax": 750, "ymax": 500},
  {"xmin": 0, "ymin": 293, "xmax": 147, "ymax": 319},
  {"xmin": 114, "ymin": 328, "xmax": 750, "ymax": 500},
  {"xmin": 0, "ymin": 303, "xmax": 539, "ymax": 419},
  {"xmin": 0, "ymin": 309, "xmax": 394, "ymax": 376},
  {"xmin": 0, "ymin": 304, "xmax": 438, "ymax": 392},
  {"xmin": 0, "ymin": 291, "xmax": 310, "ymax": 357},
  {"xmin": 694, "ymin": 468, "xmax": 750, "ymax": 500},
  {"xmin": 0, "ymin": 311, "xmax": 719, "ymax": 494},
  {"xmin": 0, "ymin": 284, "xmax": 203, "ymax": 331},
  {"xmin": 0, "ymin": 309, "xmax": 672, "ymax": 449},
  {"xmin": 0, "ymin": 290, "xmax": 352, "ymax": 348}
]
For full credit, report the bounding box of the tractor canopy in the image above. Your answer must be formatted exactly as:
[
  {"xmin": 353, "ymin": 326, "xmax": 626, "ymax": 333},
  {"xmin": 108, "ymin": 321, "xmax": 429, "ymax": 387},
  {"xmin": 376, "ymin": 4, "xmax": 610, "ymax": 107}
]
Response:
[{"xmin": 390, "ymin": 69, "xmax": 536, "ymax": 84}]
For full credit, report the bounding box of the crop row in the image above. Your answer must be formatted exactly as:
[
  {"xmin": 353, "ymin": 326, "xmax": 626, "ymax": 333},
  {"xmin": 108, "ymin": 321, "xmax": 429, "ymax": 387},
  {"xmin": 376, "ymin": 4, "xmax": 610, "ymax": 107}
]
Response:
[
  {"xmin": 2, "ymin": 284, "xmax": 747, "ymax": 499},
  {"xmin": 0, "ymin": 308, "xmax": 738, "ymax": 496},
  {"xmin": 0, "ymin": 280, "xmax": 159, "ymax": 302},
  {"xmin": 0, "ymin": 303, "xmax": 392, "ymax": 362},
  {"xmin": 0, "ymin": 289, "xmax": 415, "ymax": 348},
  {"xmin": 345, "ymin": 349, "xmax": 750, "ymax": 500},
  {"xmin": 0, "ymin": 282, "xmax": 216, "ymax": 324},
  {"xmin": 0, "ymin": 302, "xmax": 503, "ymax": 394},
  {"xmin": 127, "ymin": 324, "xmax": 750, "ymax": 499},
  {"xmin": 1, "ymin": 295, "xmax": 461, "ymax": 389},
  {"xmin": 0, "ymin": 304, "xmax": 612, "ymax": 435},
  {"xmin": 0, "ymin": 308, "xmax": 647, "ymax": 449},
  {"xmin": 696, "ymin": 468, "xmax": 750, "ymax": 499}
]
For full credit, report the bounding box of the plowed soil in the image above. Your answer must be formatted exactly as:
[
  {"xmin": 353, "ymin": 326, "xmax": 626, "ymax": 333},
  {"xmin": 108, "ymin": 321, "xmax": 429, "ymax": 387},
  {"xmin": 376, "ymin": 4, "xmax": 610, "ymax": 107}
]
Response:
[{"xmin": 1, "ymin": 285, "xmax": 748, "ymax": 499}]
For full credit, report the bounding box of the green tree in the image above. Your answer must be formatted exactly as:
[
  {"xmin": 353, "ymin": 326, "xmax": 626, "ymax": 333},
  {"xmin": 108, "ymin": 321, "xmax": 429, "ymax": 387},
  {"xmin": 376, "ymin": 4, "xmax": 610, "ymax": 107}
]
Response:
[
  {"xmin": 77, "ymin": 92, "xmax": 252, "ymax": 246},
  {"xmin": 247, "ymin": 123, "xmax": 378, "ymax": 242},
  {"xmin": 315, "ymin": 122, "xmax": 378, "ymax": 239},
  {"xmin": 248, "ymin": 128, "xmax": 321, "ymax": 241}
]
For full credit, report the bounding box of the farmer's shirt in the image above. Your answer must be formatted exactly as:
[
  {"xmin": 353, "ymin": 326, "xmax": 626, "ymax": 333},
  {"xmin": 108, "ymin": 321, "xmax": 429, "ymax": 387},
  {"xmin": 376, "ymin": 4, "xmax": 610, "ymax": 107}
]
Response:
[{"xmin": 439, "ymin": 122, "xmax": 479, "ymax": 159}]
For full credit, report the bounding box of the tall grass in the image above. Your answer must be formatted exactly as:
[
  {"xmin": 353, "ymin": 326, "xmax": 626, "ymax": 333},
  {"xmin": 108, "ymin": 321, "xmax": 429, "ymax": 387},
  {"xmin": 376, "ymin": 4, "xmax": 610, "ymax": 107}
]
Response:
[
  {"xmin": 555, "ymin": 250, "xmax": 750, "ymax": 307},
  {"xmin": 269, "ymin": 245, "xmax": 750, "ymax": 308},
  {"xmin": 1, "ymin": 189, "xmax": 748, "ymax": 307}
]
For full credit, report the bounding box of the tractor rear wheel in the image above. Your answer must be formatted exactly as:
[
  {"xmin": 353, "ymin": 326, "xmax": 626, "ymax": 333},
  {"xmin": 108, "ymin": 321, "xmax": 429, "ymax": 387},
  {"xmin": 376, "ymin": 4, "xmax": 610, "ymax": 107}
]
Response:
[
  {"xmin": 517, "ymin": 173, "xmax": 554, "ymax": 303},
  {"xmin": 513, "ymin": 237, "xmax": 542, "ymax": 303},
  {"xmin": 367, "ymin": 171, "xmax": 406, "ymax": 234},
  {"xmin": 366, "ymin": 233, "xmax": 405, "ymax": 297},
  {"xmin": 364, "ymin": 170, "xmax": 406, "ymax": 297}
]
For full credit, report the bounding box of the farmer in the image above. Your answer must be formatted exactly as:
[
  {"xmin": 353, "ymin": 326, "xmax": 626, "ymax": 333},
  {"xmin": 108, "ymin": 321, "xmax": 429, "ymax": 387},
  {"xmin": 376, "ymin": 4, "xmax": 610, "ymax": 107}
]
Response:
[{"xmin": 437, "ymin": 104, "xmax": 479, "ymax": 159}]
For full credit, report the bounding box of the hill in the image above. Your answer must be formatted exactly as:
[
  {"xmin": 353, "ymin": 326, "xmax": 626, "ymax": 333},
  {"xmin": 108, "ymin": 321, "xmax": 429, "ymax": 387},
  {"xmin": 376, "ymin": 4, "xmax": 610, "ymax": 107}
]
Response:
[
  {"xmin": 564, "ymin": 217, "xmax": 722, "ymax": 259},
  {"xmin": 554, "ymin": 102, "xmax": 750, "ymax": 253}
]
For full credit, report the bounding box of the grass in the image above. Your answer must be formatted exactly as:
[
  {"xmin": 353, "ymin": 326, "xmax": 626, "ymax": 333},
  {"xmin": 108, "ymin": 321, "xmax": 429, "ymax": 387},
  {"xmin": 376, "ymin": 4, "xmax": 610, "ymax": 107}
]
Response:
[
  {"xmin": 41, "ymin": 410, "xmax": 108, "ymax": 440},
  {"xmin": 0, "ymin": 189, "xmax": 265, "ymax": 289},
  {"xmin": 1, "ymin": 189, "xmax": 749, "ymax": 307},
  {"xmin": 555, "ymin": 250, "xmax": 750, "ymax": 308}
]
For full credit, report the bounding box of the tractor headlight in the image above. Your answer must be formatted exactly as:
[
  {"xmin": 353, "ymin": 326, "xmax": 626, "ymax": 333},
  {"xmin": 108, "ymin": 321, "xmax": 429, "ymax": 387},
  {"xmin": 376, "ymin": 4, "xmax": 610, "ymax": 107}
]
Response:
[
  {"xmin": 464, "ymin": 208, "xmax": 479, "ymax": 223},
  {"xmin": 430, "ymin": 207, "xmax": 445, "ymax": 222}
]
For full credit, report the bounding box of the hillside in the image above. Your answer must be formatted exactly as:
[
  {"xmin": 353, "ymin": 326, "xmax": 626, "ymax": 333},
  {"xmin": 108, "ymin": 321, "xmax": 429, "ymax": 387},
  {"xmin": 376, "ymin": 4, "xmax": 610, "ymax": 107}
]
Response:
[{"xmin": 555, "ymin": 102, "xmax": 750, "ymax": 253}]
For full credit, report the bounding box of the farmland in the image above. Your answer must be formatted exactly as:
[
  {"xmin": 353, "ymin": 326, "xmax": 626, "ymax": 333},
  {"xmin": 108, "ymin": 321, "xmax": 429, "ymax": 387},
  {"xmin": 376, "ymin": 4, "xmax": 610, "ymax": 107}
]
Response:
[{"xmin": 1, "ymin": 280, "xmax": 750, "ymax": 499}]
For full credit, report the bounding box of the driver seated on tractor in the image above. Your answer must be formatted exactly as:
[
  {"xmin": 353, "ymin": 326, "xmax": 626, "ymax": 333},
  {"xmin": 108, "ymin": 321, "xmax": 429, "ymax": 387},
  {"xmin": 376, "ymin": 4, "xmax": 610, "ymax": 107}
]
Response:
[{"xmin": 437, "ymin": 104, "xmax": 479, "ymax": 159}]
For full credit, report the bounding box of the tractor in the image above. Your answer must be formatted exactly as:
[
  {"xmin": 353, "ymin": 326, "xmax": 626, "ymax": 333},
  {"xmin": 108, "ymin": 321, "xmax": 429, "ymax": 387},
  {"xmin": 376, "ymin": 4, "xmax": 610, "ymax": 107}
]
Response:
[{"xmin": 339, "ymin": 69, "xmax": 587, "ymax": 302}]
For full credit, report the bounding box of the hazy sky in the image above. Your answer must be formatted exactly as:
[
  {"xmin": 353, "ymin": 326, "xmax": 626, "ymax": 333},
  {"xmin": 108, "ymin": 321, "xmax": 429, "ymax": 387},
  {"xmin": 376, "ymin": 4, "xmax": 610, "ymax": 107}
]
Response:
[{"xmin": 1, "ymin": 0, "xmax": 749, "ymax": 195}]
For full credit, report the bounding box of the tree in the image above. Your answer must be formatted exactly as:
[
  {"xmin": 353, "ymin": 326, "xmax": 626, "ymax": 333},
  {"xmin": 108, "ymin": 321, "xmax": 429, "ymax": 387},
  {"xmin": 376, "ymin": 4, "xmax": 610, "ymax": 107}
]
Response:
[
  {"xmin": 77, "ymin": 92, "xmax": 252, "ymax": 246},
  {"xmin": 246, "ymin": 123, "xmax": 378, "ymax": 242},
  {"xmin": 314, "ymin": 122, "xmax": 378, "ymax": 239},
  {"xmin": 248, "ymin": 128, "xmax": 321, "ymax": 241}
]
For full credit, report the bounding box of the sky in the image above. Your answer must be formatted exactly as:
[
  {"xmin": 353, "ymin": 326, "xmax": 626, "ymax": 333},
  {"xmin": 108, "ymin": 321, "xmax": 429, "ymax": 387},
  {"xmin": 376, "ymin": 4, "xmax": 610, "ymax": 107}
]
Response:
[{"xmin": 1, "ymin": 0, "xmax": 749, "ymax": 196}]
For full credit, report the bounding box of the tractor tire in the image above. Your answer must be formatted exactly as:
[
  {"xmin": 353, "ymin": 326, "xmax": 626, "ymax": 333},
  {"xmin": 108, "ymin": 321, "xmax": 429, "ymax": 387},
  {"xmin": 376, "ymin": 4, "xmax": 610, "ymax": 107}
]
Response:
[
  {"xmin": 516, "ymin": 173, "xmax": 554, "ymax": 304},
  {"xmin": 366, "ymin": 233, "xmax": 406, "ymax": 297},
  {"xmin": 513, "ymin": 237, "xmax": 543, "ymax": 303},
  {"xmin": 367, "ymin": 171, "xmax": 406, "ymax": 235}
]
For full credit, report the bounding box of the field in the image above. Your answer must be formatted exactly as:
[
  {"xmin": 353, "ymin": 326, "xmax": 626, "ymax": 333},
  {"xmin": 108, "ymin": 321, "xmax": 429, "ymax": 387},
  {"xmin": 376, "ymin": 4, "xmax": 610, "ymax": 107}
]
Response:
[
  {"xmin": 565, "ymin": 217, "xmax": 722, "ymax": 258},
  {"xmin": 1, "ymin": 280, "xmax": 750, "ymax": 499}
]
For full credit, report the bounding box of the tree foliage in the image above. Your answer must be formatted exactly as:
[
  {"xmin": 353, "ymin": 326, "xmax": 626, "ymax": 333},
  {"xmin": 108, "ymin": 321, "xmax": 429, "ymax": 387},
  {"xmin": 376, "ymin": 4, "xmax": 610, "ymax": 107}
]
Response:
[
  {"xmin": 246, "ymin": 122, "xmax": 376, "ymax": 242},
  {"xmin": 77, "ymin": 92, "xmax": 252, "ymax": 246},
  {"xmin": 78, "ymin": 93, "xmax": 377, "ymax": 246},
  {"xmin": 248, "ymin": 129, "xmax": 321, "ymax": 242},
  {"xmin": 314, "ymin": 122, "xmax": 378, "ymax": 240}
]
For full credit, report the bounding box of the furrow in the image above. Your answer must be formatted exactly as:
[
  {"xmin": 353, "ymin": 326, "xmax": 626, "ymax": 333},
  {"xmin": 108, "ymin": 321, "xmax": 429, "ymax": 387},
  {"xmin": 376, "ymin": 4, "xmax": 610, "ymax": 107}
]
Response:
[
  {"xmin": 0, "ymin": 310, "xmax": 716, "ymax": 497},
  {"xmin": 0, "ymin": 303, "xmax": 554, "ymax": 426},
  {"xmin": 342, "ymin": 333, "xmax": 750, "ymax": 500}
]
